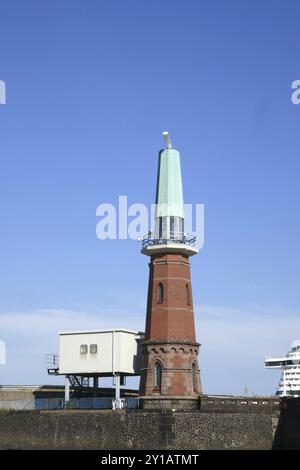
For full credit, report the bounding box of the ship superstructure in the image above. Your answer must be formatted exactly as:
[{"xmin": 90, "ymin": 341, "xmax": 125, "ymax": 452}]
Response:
[{"xmin": 265, "ymin": 341, "xmax": 300, "ymax": 397}]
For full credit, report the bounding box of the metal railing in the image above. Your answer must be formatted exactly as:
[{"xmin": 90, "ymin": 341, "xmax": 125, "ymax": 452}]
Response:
[
  {"xmin": 34, "ymin": 397, "xmax": 139, "ymax": 410},
  {"xmin": 142, "ymin": 233, "xmax": 196, "ymax": 249},
  {"xmin": 45, "ymin": 354, "xmax": 59, "ymax": 368}
]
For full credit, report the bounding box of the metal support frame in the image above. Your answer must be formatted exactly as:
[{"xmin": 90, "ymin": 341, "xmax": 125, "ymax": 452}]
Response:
[
  {"xmin": 93, "ymin": 377, "xmax": 99, "ymax": 389},
  {"xmin": 67, "ymin": 375, "xmax": 90, "ymax": 389},
  {"xmin": 64, "ymin": 376, "xmax": 70, "ymax": 407},
  {"xmin": 114, "ymin": 374, "xmax": 121, "ymax": 409}
]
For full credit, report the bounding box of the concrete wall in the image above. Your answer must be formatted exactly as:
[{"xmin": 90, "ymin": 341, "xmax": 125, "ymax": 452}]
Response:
[
  {"xmin": 0, "ymin": 400, "xmax": 35, "ymax": 410},
  {"xmin": 0, "ymin": 387, "xmax": 36, "ymax": 410}
]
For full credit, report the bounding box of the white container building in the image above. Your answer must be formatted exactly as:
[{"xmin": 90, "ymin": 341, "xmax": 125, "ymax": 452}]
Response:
[{"xmin": 59, "ymin": 328, "xmax": 143, "ymax": 376}]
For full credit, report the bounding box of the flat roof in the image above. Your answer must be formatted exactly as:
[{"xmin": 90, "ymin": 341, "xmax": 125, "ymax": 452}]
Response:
[
  {"xmin": 0, "ymin": 385, "xmax": 41, "ymax": 390},
  {"xmin": 59, "ymin": 328, "xmax": 144, "ymax": 336}
]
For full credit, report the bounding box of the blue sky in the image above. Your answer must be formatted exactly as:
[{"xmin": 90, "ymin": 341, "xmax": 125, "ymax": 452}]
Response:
[{"xmin": 0, "ymin": 0, "xmax": 299, "ymax": 395}]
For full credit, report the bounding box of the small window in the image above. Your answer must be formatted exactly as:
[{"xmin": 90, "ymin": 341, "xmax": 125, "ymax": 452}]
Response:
[
  {"xmin": 154, "ymin": 362, "xmax": 162, "ymax": 390},
  {"xmin": 186, "ymin": 284, "xmax": 191, "ymax": 305},
  {"xmin": 157, "ymin": 283, "xmax": 164, "ymax": 304},
  {"xmin": 170, "ymin": 216, "xmax": 175, "ymax": 239},
  {"xmin": 179, "ymin": 218, "xmax": 184, "ymax": 240},
  {"xmin": 90, "ymin": 344, "xmax": 98, "ymax": 354},
  {"xmin": 80, "ymin": 344, "xmax": 88, "ymax": 354}
]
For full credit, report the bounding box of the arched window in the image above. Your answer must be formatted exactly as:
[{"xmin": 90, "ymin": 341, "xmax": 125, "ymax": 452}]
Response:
[
  {"xmin": 186, "ymin": 284, "xmax": 191, "ymax": 305},
  {"xmin": 154, "ymin": 362, "xmax": 162, "ymax": 390},
  {"xmin": 157, "ymin": 283, "xmax": 164, "ymax": 304},
  {"xmin": 192, "ymin": 363, "xmax": 197, "ymax": 392}
]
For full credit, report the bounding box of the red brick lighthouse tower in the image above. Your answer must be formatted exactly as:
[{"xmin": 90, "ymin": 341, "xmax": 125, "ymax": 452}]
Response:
[{"xmin": 139, "ymin": 132, "xmax": 202, "ymax": 409}]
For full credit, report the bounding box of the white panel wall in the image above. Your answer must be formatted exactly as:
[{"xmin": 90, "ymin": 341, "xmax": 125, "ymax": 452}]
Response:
[{"xmin": 59, "ymin": 330, "xmax": 143, "ymax": 375}]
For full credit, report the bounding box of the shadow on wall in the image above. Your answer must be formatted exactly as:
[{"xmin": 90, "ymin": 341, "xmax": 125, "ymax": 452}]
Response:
[{"xmin": 273, "ymin": 398, "xmax": 300, "ymax": 450}]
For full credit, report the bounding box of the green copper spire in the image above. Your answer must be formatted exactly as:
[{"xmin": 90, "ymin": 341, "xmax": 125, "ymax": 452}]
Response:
[
  {"xmin": 155, "ymin": 133, "xmax": 184, "ymax": 219},
  {"xmin": 141, "ymin": 132, "xmax": 198, "ymax": 256}
]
